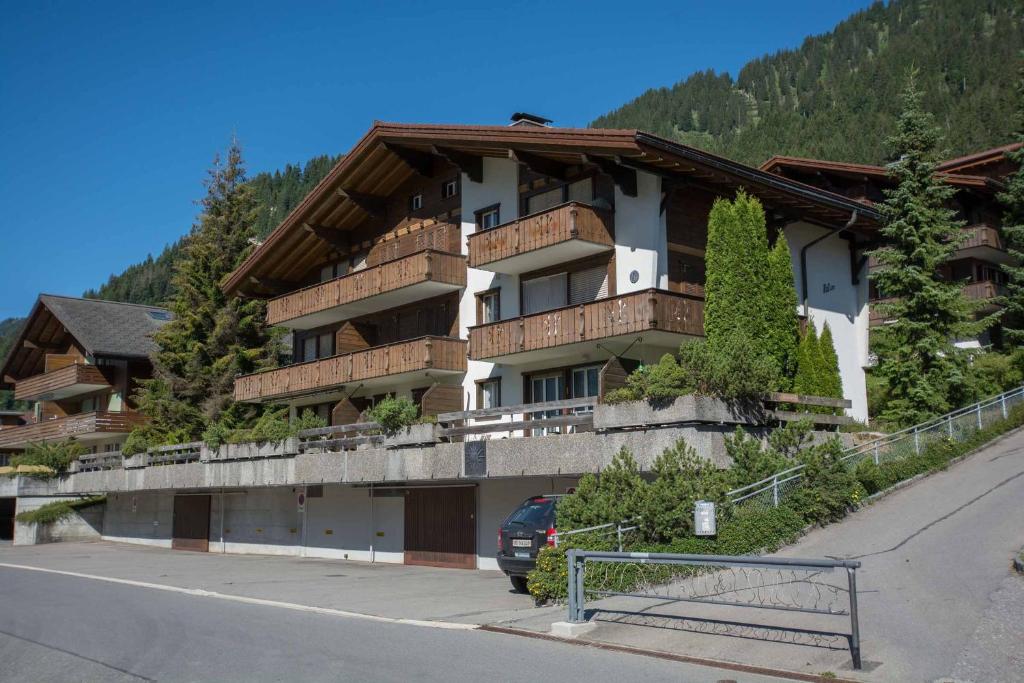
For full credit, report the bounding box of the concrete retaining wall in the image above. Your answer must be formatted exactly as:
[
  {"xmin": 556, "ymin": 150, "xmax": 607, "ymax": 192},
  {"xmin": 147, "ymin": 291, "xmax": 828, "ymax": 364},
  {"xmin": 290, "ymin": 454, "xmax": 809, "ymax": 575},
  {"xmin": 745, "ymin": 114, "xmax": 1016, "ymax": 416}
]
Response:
[{"xmin": 13, "ymin": 495, "xmax": 105, "ymax": 545}]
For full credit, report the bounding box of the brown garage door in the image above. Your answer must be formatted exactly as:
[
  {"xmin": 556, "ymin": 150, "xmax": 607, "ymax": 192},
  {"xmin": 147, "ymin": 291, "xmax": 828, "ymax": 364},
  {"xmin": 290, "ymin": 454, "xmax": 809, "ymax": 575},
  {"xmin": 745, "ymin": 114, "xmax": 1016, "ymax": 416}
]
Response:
[
  {"xmin": 172, "ymin": 494, "xmax": 211, "ymax": 552},
  {"xmin": 404, "ymin": 486, "xmax": 476, "ymax": 569}
]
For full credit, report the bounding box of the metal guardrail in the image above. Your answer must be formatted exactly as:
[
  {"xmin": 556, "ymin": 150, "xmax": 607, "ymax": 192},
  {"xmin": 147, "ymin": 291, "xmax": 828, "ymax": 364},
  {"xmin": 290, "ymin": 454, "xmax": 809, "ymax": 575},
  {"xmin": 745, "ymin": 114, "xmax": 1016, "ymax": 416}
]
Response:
[
  {"xmin": 727, "ymin": 384, "xmax": 1024, "ymax": 509},
  {"xmin": 552, "ymin": 517, "xmax": 640, "ymax": 551},
  {"xmin": 567, "ymin": 550, "xmax": 863, "ymax": 669}
]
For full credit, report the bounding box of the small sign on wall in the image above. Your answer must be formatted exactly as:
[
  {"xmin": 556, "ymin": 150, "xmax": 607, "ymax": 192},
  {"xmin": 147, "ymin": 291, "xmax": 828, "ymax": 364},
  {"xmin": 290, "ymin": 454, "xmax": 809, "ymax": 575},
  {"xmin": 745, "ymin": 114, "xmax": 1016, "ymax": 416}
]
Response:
[{"xmin": 297, "ymin": 491, "xmax": 306, "ymax": 513}]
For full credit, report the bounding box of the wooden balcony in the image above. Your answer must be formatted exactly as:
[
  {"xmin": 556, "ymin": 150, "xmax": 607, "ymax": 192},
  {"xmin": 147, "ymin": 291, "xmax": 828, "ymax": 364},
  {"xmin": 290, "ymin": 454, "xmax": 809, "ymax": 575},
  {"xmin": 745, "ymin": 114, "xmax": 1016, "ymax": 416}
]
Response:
[
  {"xmin": 0, "ymin": 411, "xmax": 146, "ymax": 450},
  {"xmin": 869, "ymin": 224, "xmax": 1008, "ymax": 270},
  {"xmin": 234, "ymin": 336, "xmax": 468, "ymax": 403},
  {"xmin": 467, "ymin": 202, "xmax": 614, "ymax": 274},
  {"xmin": 13, "ymin": 363, "xmax": 111, "ymax": 402},
  {"xmin": 267, "ymin": 250, "xmax": 466, "ymax": 329},
  {"xmin": 870, "ymin": 281, "xmax": 1007, "ymax": 325},
  {"xmin": 469, "ymin": 289, "xmax": 704, "ymax": 364}
]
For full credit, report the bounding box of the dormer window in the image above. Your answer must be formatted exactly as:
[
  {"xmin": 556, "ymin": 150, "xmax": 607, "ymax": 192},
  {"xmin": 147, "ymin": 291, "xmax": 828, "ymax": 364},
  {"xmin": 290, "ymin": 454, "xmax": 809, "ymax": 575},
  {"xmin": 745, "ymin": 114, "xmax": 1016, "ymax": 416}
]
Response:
[
  {"xmin": 442, "ymin": 179, "xmax": 458, "ymax": 199},
  {"xmin": 410, "ymin": 193, "xmax": 423, "ymax": 211}
]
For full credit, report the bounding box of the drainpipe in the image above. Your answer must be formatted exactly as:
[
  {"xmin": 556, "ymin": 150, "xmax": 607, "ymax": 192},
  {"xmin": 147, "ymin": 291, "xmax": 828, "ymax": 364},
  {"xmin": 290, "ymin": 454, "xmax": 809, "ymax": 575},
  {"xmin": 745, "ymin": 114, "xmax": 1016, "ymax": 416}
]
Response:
[{"xmin": 800, "ymin": 210, "xmax": 859, "ymax": 318}]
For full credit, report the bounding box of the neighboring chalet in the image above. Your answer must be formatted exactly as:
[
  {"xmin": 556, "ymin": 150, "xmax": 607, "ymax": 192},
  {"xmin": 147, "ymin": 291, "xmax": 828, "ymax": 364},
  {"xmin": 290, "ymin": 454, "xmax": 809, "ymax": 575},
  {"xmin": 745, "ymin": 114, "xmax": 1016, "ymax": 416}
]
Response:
[
  {"xmin": 225, "ymin": 117, "xmax": 879, "ymax": 428},
  {"xmin": 761, "ymin": 142, "xmax": 1022, "ymax": 348},
  {"xmin": 0, "ymin": 295, "xmax": 171, "ymax": 454}
]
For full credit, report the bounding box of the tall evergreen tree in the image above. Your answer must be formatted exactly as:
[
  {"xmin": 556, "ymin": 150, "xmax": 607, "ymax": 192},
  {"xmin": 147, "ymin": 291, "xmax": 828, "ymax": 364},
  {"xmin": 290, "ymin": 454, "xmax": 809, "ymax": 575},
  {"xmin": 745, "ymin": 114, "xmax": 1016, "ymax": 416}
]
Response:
[
  {"xmin": 793, "ymin": 324, "xmax": 821, "ymax": 398},
  {"xmin": 132, "ymin": 141, "xmax": 280, "ymax": 443},
  {"xmin": 765, "ymin": 235, "xmax": 801, "ymax": 386},
  {"xmin": 818, "ymin": 322, "xmax": 843, "ymax": 400},
  {"xmin": 999, "ymin": 55, "xmax": 1024, "ymax": 343},
  {"xmin": 870, "ymin": 73, "xmax": 982, "ymax": 426}
]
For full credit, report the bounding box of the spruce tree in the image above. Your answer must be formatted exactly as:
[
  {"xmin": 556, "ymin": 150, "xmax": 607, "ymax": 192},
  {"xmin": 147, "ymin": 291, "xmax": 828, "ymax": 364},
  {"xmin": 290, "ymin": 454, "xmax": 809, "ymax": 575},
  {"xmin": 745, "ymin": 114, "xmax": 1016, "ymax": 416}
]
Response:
[
  {"xmin": 999, "ymin": 55, "xmax": 1024, "ymax": 343},
  {"xmin": 133, "ymin": 141, "xmax": 280, "ymax": 443},
  {"xmin": 870, "ymin": 73, "xmax": 982, "ymax": 426},
  {"xmin": 765, "ymin": 235, "xmax": 801, "ymax": 386}
]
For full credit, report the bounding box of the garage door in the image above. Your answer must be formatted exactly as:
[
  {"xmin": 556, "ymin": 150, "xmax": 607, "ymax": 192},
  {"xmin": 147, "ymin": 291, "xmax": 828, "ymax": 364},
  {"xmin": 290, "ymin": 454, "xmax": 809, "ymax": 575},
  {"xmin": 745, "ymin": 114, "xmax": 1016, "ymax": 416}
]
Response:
[
  {"xmin": 404, "ymin": 487, "xmax": 476, "ymax": 569},
  {"xmin": 172, "ymin": 494, "xmax": 211, "ymax": 552},
  {"xmin": 0, "ymin": 498, "xmax": 14, "ymax": 541}
]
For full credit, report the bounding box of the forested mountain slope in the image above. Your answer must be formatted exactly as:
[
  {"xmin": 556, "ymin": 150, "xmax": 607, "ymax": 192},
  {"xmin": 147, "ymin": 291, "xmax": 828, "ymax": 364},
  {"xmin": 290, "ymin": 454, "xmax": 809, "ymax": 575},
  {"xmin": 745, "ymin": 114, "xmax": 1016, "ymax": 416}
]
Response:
[{"xmin": 592, "ymin": 0, "xmax": 1023, "ymax": 165}]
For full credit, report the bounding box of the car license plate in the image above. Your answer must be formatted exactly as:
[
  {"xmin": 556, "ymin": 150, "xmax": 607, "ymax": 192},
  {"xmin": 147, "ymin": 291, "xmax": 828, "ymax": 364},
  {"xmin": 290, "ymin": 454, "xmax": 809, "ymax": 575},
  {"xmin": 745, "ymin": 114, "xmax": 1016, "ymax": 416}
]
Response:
[
  {"xmin": 512, "ymin": 539, "xmax": 531, "ymax": 548},
  {"xmin": 515, "ymin": 552, "xmax": 530, "ymax": 558}
]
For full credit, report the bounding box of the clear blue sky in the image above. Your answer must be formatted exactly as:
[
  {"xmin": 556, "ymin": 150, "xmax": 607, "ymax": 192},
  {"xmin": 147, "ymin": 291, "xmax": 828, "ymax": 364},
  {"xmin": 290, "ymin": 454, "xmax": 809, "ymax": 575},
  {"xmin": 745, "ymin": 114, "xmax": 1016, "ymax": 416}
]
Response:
[{"xmin": 0, "ymin": 0, "xmax": 872, "ymax": 320}]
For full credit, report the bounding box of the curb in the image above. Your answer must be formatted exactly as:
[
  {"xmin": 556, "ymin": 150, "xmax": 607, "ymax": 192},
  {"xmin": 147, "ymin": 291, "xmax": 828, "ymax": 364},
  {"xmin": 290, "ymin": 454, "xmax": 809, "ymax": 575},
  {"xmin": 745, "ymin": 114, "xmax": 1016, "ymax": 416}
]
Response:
[{"xmin": 479, "ymin": 624, "xmax": 862, "ymax": 683}]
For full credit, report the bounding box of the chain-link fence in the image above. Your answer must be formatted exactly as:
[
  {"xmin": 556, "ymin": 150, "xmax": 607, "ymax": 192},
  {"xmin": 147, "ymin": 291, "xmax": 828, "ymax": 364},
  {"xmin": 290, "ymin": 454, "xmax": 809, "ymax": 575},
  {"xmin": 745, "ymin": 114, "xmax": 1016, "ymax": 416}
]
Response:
[{"xmin": 727, "ymin": 385, "xmax": 1024, "ymax": 512}]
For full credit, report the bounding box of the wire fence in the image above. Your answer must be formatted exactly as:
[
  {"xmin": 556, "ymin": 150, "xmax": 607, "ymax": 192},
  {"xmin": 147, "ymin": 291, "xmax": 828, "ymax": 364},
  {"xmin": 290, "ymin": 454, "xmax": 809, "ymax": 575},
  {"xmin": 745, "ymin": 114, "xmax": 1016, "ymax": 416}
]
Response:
[{"xmin": 726, "ymin": 385, "xmax": 1024, "ymax": 512}]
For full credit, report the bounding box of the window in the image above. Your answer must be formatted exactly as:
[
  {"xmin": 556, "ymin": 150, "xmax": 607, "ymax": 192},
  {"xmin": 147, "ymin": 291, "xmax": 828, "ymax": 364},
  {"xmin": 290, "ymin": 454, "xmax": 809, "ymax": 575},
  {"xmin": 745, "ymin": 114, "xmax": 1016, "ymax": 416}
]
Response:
[
  {"xmin": 478, "ymin": 379, "xmax": 501, "ymax": 410},
  {"xmin": 529, "ymin": 372, "xmax": 564, "ymax": 436},
  {"xmin": 302, "ymin": 336, "xmax": 317, "ymax": 363},
  {"xmin": 318, "ymin": 331, "xmax": 334, "ymax": 359},
  {"xmin": 476, "ymin": 204, "xmax": 500, "ymax": 230},
  {"xmin": 442, "ymin": 179, "xmax": 458, "ymax": 199},
  {"xmin": 522, "ymin": 273, "xmax": 567, "ymax": 314},
  {"xmin": 477, "ymin": 289, "xmax": 500, "ymax": 324},
  {"xmin": 320, "ymin": 263, "xmax": 336, "ymax": 283},
  {"xmin": 568, "ymin": 266, "xmax": 608, "ymax": 304},
  {"xmin": 410, "ymin": 193, "xmax": 423, "ymax": 211}
]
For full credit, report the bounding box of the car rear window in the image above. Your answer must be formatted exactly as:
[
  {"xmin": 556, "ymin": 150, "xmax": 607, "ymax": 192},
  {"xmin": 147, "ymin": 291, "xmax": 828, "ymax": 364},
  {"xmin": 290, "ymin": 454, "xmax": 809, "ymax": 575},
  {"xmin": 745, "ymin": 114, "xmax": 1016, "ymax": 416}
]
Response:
[{"xmin": 506, "ymin": 499, "xmax": 555, "ymax": 527}]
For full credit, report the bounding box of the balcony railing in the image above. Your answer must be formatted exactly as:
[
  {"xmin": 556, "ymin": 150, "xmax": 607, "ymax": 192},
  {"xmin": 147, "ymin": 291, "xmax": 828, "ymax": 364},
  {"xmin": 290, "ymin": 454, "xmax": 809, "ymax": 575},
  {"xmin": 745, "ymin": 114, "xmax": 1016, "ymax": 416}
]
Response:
[
  {"xmin": 234, "ymin": 336, "xmax": 468, "ymax": 402},
  {"xmin": 266, "ymin": 250, "xmax": 466, "ymax": 328},
  {"xmin": 467, "ymin": 202, "xmax": 614, "ymax": 273},
  {"xmin": 0, "ymin": 411, "xmax": 147, "ymax": 450},
  {"xmin": 468, "ymin": 289, "xmax": 704, "ymax": 361},
  {"xmin": 958, "ymin": 224, "xmax": 1003, "ymax": 252},
  {"xmin": 13, "ymin": 363, "xmax": 111, "ymax": 402},
  {"xmin": 870, "ymin": 280, "xmax": 1007, "ymax": 325}
]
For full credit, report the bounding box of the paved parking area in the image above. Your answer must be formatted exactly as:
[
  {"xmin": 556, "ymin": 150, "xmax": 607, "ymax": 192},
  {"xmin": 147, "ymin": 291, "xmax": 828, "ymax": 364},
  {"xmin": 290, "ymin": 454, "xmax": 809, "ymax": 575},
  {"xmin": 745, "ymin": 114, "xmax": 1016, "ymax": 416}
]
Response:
[{"xmin": 0, "ymin": 541, "xmax": 562, "ymax": 625}]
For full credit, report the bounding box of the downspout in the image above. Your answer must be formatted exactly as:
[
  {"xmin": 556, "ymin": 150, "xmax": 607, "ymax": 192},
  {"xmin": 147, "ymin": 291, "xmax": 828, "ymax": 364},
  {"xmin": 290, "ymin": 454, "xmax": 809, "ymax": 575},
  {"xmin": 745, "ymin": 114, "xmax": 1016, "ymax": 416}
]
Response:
[{"xmin": 800, "ymin": 210, "xmax": 859, "ymax": 318}]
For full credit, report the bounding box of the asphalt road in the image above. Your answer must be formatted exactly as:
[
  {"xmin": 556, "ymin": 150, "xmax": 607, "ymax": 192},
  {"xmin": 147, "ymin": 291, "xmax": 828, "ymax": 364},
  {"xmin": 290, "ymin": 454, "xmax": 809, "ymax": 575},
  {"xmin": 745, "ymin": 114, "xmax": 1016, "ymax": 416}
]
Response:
[{"xmin": 0, "ymin": 567, "xmax": 784, "ymax": 683}]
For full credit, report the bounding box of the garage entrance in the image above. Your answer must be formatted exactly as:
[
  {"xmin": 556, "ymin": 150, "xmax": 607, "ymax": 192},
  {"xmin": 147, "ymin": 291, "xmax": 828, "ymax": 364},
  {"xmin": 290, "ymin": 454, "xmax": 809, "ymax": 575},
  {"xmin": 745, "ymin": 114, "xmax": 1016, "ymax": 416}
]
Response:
[
  {"xmin": 172, "ymin": 494, "xmax": 211, "ymax": 552},
  {"xmin": 404, "ymin": 486, "xmax": 476, "ymax": 569},
  {"xmin": 0, "ymin": 498, "xmax": 14, "ymax": 541}
]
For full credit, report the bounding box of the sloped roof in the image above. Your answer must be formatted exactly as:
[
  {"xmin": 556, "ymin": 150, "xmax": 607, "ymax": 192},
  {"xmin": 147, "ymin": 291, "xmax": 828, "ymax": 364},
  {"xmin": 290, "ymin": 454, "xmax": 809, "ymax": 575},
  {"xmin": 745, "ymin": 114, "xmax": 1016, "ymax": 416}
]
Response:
[
  {"xmin": 0, "ymin": 295, "xmax": 172, "ymax": 385},
  {"xmin": 223, "ymin": 122, "xmax": 880, "ymax": 296},
  {"xmin": 760, "ymin": 155, "xmax": 1004, "ymax": 193},
  {"xmin": 936, "ymin": 142, "xmax": 1023, "ymax": 173}
]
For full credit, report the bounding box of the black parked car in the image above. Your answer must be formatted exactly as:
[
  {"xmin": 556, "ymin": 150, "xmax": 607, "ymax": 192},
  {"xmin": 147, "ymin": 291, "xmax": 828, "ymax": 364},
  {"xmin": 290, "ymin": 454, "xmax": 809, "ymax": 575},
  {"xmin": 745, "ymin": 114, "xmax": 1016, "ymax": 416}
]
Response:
[{"xmin": 497, "ymin": 495, "xmax": 563, "ymax": 593}]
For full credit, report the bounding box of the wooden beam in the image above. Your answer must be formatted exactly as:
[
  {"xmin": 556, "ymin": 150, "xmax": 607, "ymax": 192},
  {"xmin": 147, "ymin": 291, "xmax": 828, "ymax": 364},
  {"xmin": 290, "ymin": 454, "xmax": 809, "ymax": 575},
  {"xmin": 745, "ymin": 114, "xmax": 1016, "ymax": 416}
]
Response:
[
  {"xmin": 23, "ymin": 339, "xmax": 61, "ymax": 350},
  {"xmin": 302, "ymin": 223, "xmax": 350, "ymax": 251},
  {"xmin": 336, "ymin": 188, "xmax": 387, "ymax": 218},
  {"xmin": 508, "ymin": 149, "xmax": 571, "ymax": 180},
  {"xmin": 431, "ymin": 146, "xmax": 483, "ymax": 183},
  {"xmin": 584, "ymin": 154, "xmax": 638, "ymax": 197},
  {"xmin": 383, "ymin": 143, "xmax": 434, "ymax": 177}
]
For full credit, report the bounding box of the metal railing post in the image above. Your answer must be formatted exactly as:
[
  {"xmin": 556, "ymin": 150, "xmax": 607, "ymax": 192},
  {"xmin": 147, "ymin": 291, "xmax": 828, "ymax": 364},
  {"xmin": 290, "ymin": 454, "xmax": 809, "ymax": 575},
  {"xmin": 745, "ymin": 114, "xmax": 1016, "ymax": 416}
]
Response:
[
  {"xmin": 772, "ymin": 474, "xmax": 779, "ymax": 507},
  {"xmin": 574, "ymin": 553, "xmax": 587, "ymax": 623},
  {"xmin": 847, "ymin": 566, "xmax": 862, "ymax": 670},
  {"xmin": 873, "ymin": 443, "xmax": 880, "ymax": 465},
  {"xmin": 1002, "ymin": 394, "xmax": 1008, "ymax": 419},
  {"xmin": 567, "ymin": 549, "xmax": 579, "ymax": 623},
  {"xmin": 616, "ymin": 523, "xmax": 624, "ymax": 552},
  {"xmin": 913, "ymin": 428, "xmax": 920, "ymax": 455},
  {"xmin": 976, "ymin": 403, "xmax": 983, "ymax": 429},
  {"xmin": 947, "ymin": 414, "xmax": 953, "ymax": 438}
]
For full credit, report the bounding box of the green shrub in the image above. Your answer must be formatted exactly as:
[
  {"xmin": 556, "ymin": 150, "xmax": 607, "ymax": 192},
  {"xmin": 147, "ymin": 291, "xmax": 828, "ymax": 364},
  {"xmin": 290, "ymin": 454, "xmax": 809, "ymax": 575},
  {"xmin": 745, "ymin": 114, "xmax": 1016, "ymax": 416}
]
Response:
[
  {"xmin": 292, "ymin": 408, "xmax": 328, "ymax": 433},
  {"xmin": 555, "ymin": 448, "xmax": 647, "ymax": 532},
  {"xmin": 121, "ymin": 428, "xmax": 151, "ymax": 456},
  {"xmin": 640, "ymin": 440, "xmax": 732, "ymax": 543},
  {"xmin": 10, "ymin": 440, "xmax": 86, "ymax": 477},
  {"xmin": 201, "ymin": 420, "xmax": 233, "ymax": 449},
  {"xmin": 15, "ymin": 496, "xmax": 106, "ymax": 524},
  {"xmin": 367, "ymin": 397, "xmax": 419, "ymax": 435}
]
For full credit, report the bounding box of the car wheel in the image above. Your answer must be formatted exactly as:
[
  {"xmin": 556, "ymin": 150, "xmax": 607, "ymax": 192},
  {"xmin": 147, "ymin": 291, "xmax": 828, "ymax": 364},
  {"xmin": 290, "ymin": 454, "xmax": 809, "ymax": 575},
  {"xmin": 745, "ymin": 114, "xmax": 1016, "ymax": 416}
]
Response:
[{"xmin": 510, "ymin": 575, "xmax": 529, "ymax": 593}]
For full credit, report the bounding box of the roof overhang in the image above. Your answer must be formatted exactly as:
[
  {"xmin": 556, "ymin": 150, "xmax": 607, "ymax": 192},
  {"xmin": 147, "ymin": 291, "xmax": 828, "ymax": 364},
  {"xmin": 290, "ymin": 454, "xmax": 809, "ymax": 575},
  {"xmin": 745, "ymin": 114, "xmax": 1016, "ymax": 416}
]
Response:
[{"xmin": 223, "ymin": 123, "xmax": 880, "ymax": 298}]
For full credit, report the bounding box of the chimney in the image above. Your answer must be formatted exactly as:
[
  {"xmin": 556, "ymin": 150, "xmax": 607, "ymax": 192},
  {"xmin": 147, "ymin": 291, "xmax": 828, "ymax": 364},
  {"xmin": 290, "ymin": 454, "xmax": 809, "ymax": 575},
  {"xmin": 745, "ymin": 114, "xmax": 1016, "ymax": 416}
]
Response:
[{"xmin": 510, "ymin": 112, "xmax": 553, "ymax": 128}]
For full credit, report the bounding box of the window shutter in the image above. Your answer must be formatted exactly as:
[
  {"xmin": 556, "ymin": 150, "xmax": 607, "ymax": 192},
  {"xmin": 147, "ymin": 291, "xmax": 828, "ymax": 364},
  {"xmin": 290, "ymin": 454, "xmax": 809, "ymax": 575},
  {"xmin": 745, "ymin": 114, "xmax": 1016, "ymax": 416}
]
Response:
[
  {"xmin": 569, "ymin": 266, "xmax": 608, "ymax": 305},
  {"xmin": 522, "ymin": 273, "xmax": 568, "ymax": 314}
]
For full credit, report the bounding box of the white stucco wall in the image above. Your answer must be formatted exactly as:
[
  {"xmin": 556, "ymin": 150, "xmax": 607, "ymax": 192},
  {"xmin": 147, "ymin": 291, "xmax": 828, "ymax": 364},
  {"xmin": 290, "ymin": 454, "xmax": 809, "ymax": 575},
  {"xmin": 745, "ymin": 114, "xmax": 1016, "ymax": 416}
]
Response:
[
  {"xmin": 784, "ymin": 222, "xmax": 869, "ymax": 422},
  {"xmin": 614, "ymin": 170, "xmax": 666, "ymax": 293}
]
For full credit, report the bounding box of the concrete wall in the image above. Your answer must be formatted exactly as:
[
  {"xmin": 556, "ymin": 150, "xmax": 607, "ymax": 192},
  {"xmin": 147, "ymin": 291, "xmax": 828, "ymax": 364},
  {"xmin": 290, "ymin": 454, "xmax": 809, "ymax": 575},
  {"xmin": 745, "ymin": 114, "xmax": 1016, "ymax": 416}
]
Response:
[
  {"xmin": 103, "ymin": 491, "xmax": 173, "ymax": 547},
  {"xmin": 614, "ymin": 170, "xmax": 666, "ymax": 293},
  {"xmin": 784, "ymin": 221, "xmax": 869, "ymax": 422},
  {"xmin": 13, "ymin": 495, "xmax": 105, "ymax": 545}
]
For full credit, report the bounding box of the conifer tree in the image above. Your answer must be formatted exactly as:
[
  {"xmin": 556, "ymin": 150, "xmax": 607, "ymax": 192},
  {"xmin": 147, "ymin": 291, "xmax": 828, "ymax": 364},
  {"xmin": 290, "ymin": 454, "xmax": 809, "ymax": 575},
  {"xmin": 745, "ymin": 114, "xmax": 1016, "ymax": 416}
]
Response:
[
  {"xmin": 131, "ymin": 141, "xmax": 280, "ymax": 444},
  {"xmin": 870, "ymin": 73, "xmax": 983, "ymax": 426},
  {"xmin": 765, "ymin": 235, "xmax": 801, "ymax": 385},
  {"xmin": 999, "ymin": 55, "xmax": 1024, "ymax": 342},
  {"xmin": 793, "ymin": 324, "xmax": 821, "ymax": 397},
  {"xmin": 818, "ymin": 322, "xmax": 843, "ymax": 400}
]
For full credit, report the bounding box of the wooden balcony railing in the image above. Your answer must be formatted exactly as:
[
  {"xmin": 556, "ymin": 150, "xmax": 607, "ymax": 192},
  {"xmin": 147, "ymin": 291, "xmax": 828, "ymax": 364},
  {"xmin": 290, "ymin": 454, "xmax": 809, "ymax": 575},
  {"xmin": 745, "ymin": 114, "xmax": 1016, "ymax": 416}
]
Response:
[
  {"xmin": 266, "ymin": 250, "xmax": 466, "ymax": 326},
  {"xmin": 0, "ymin": 411, "xmax": 147, "ymax": 449},
  {"xmin": 958, "ymin": 224, "xmax": 1003, "ymax": 252},
  {"xmin": 468, "ymin": 289, "xmax": 704, "ymax": 360},
  {"xmin": 467, "ymin": 202, "xmax": 614, "ymax": 270},
  {"xmin": 870, "ymin": 280, "xmax": 1007, "ymax": 325},
  {"xmin": 13, "ymin": 363, "xmax": 111, "ymax": 402},
  {"xmin": 234, "ymin": 336, "xmax": 468, "ymax": 402}
]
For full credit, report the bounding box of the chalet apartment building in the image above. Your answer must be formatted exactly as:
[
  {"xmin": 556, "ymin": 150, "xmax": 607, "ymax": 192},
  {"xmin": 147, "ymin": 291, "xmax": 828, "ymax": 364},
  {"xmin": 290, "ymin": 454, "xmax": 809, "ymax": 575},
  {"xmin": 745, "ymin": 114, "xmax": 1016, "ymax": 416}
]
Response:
[
  {"xmin": 762, "ymin": 142, "xmax": 1022, "ymax": 348},
  {"xmin": 84, "ymin": 116, "xmax": 874, "ymax": 570},
  {"xmin": 0, "ymin": 295, "xmax": 171, "ymax": 456}
]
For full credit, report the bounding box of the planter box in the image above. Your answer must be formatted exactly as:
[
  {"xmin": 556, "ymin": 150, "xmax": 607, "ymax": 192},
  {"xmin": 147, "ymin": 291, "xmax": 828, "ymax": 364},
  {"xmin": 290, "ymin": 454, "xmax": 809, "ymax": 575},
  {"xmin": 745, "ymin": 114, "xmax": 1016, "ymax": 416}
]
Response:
[
  {"xmin": 593, "ymin": 395, "xmax": 764, "ymax": 431},
  {"xmin": 123, "ymin": 453, "xmax": 150, "ymax": 469},
  {"xmin": 203, "ymin": 437, "xmax": 300, "ymax": 462},
  {"xmin": 383, "ymin": 423, "xmax": 440, "ymax": 449}
]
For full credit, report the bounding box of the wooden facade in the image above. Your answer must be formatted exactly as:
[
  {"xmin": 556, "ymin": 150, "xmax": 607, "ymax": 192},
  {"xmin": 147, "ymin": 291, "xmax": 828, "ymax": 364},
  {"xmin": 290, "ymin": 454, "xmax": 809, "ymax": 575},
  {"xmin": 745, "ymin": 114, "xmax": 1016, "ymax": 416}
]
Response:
[
  {"xmin": 234, "ymin": 336, "xmax": 467, "ymax": 402},
  {"xmin": 0, "ymin": 411, "xmax": 147, "ymax": 450},
  {"xmin": 468, "ymin": 289, "xmax": 704, "ymax": 361},
  {"xmin": 13, "ymin": 363, "xmax": 112, "ymax": 402},
  {"xmin": 467, "ymin": 202, "xmax": 614, "ymax": 270},
  {"xmin": 267, "ymin": 250, "xmax": 466, "ymax": 326}
]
